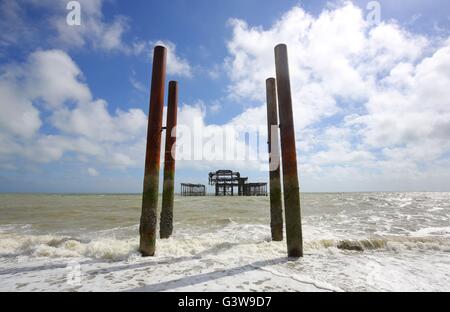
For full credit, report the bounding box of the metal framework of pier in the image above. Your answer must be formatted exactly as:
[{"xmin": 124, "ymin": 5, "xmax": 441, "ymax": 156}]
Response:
[
  {"xmin": 181, "ymin": 183, "xmax": 206, "ymax": 196},
  {"xmin": 208, "ymin": 170, "xmax": 267, "ymax": 196},
  {"xmin": 243, "ymin": 183, "xmax": 268, "ymax": 196}
]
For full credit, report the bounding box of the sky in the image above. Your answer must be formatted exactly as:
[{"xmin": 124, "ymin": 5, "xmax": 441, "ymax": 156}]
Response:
[{"xmin": 0, "ymin": 0, "xmax": 449, "ymax": 193}]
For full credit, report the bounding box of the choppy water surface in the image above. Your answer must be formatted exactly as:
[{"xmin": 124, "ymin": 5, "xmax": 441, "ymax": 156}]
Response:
[{"xmin": 0, "ymin": 193, "xmax": 449, "ymax": 292}]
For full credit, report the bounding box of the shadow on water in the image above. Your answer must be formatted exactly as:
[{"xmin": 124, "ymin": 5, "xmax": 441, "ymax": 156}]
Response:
[
  {"xmin": 128, "ymin": 257, "xmax": 289, "ymax": 292},
  {"xmin": 86, "ymin": 242, "xmax": 241, "ymax": 275},
  {"xmin": 0, "ymin": 260, "xmax": 99, "ymax": 276},
  {"xmin": 1, "ymin": 242, "xmax": 295, "ymax": 292},
  {"xmin": 0, "ymin": 242, "xmax": 243, "ymax": 277},
  {"xmin": 0, "ymin": 242, "xmax": 243, "ymax": 276}
]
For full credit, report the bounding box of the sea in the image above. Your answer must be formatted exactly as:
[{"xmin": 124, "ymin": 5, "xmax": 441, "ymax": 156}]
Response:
[{"xmin": 0, "ymin": 192, "xmax": 449, "ymax": 292}]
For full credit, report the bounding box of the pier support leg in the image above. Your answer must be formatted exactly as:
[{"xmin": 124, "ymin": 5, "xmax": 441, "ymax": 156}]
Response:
[
  {"xmin": 139, "ymin": 46, "xmax": 167, "ymax": 257},
  {"xmin": 160, "ymin": 81, "xmax": 178, "ymax": 239},
  {"xmin": 274, "ymin": 44, "xmax": 303, "ymax": 258},
  {"xmin": 266, "ymin": 78, "xmax": 284, "ymax": 242}
]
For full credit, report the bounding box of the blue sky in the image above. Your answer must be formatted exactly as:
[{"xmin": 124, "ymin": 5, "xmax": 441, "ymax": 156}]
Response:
[{"xmin": 0, "ymin": 0, "xmax": 450, "ymax": 193}]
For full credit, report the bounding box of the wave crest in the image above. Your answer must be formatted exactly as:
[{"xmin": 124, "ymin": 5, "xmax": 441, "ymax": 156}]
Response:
[
  {"xmin": 0, "ymin": 233, "xmax": 138, "ymax": 261},
  {"xmin": 306, "ymin": 236, "xmax": 450, "ymax": 252}
]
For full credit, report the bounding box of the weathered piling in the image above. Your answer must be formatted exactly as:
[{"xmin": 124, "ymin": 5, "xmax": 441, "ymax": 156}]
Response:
[
  {"xmin": 274, "ymin": 44, "xmax": 303, "ymax": 258},
  {"xmin": 266, "ymin": 78, "xmax": 284, "ymax": 242},
  {"xmin": 139, "ymin": 46, "xmax": 167, "ymax": 257},
  {"xmin": 160, "ymin": 81, "xmax": 178, "ymax": 239}
]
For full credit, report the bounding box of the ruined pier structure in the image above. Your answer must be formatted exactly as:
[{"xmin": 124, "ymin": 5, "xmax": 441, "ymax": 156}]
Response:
[
  {"xmin": 208, "ymin": 170, "xmax": 267, "ymax": 196},
  {"xmin": 139, "ymin": 44, "xmax": 303, "ymax": 258},
  {"xmin": 181, "ymin": 183, "xmax": 206, "ymax": 196}
]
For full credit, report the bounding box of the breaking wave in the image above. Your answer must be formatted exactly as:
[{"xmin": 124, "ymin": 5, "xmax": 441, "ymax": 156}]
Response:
[
  {"xmin": 306, "ymin": 236, "xmax": 450, "ymax": 252},
  {"xmin": 1, "ymin": 230, "xmax": 449, "ymax": 262},
  {"xmin": 0, "ymin": 233, "xmax": 139, "ymax": 261}
]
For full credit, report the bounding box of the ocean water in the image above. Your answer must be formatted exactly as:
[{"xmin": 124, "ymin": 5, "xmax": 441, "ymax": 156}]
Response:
[{"xmin": 0, "ymin": 193, "xmax": 449, "ymax": 292}]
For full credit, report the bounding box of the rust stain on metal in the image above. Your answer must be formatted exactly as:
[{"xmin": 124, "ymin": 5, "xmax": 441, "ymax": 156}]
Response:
[
  {"xmin": 139, "ymin": 46, "xmax": 167, "ymax": 257},
  {"xmin": 160, "ymin": 81, "xmax": 178, "ymax": 239},
  {"xmin": 274, "ymin": 44, "xmax": 303, "ymax": 258},
  {"xmin": 266, "ymin": 78, "xmax": 283, "ymax": 242}
]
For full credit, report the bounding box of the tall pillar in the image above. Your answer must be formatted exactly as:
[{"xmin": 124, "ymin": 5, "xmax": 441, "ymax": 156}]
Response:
[
  {"xmin": 160, "ymin": 81, "xmax": 178, "ymax": 239},
  {"xmin": 139, "ymin": 46, "xmax": 167, "ymax": 257},
  {"xmin": 266, "ymin": 78, "xmax": 284, "ymax": 242},
  {"xmin": 274, "ymin": 44, "xmax": 303, "ymax": 258}
]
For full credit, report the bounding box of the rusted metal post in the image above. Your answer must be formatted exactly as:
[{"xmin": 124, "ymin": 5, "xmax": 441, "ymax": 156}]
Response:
[
  {"xmin": 266, "ymin": 78, "xmax": 284, "ymax": 242},
  {"xmin": 160, "ymin": 81, "xmax": 178, "ymax": 239},
  {"xmin": 274, "ymin": 44, "xmax": 303, "ymax": 258},
  {"xmin": 139, "ymin": 46, "xmax": 167, "ymax": 257}
]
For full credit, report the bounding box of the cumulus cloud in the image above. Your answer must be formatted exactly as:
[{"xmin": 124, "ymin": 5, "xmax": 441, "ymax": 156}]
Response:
[
  {"xmin": 35, "ymin": 0, "xmax": 193, "ymax": 76},
  {"xmin": 30, "ymin": 0, "xmax": 130, "ymax": 52},
  {"xmin": 0, "ymin": 79, "xmax": 41, "ymax": 138},
  {"xmin": 0, "ymin": 49, "xmax": 251, "ymax": 174},
  {"xmin": 87, "ymin": 167, "xmax": 99, "ymax": 177},
  {"xmin": 2, "ymin": 2, "xmax": 450, "ymax": 191},
  {"xmin": 0, "ymin": 0, "xmax": 34, "ymax": 51},
  {"xmin": 174, "ymin": 103, "xmax": 263, "ymax": 171},
  {"xmin": 4, "ymin": 0, "xmax": 194, "ymax": 79},
  {"xmin": 155, "ymin": 40, "xmax": 192, "ymax": 78},
  {"xmin": 133, "ymin": 40, "xmax": 193, "ymax": 78},
  {"xmin": 223, "ymin": 2, "xmax": 450, "ymax": 190},
  {"xmin": 25, "ymin": 50, "xmax": 92, "ymax": 107},
  {"xmin": 350, "ymin": 43, "xmax": 450, "ymax": 150},
  {"xmin": 0, "ymin": 49, "xmax": 148, "ymax": 168},
  {"xmin": 51, "ymin": 101, "xmax": 147, "ymax": 142}
]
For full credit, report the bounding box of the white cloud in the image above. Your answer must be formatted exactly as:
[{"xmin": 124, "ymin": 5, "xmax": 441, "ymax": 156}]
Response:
[
  {"xmin": 174, "ymin": 103, "xmax": 263, "ymax": 171},
  {"xmin": 222, "ymin": 2, "xmax": 450, "ymax": 190},
  {"xmin": 2, "ymin": 0, "xmax": 194, "ymax": 80},
  {"xmin": 87, "ymin": 167, "xmax": 99, "ymax": 177},
  {"xmin": 51, "ymin": 101, "xmax": 147, "ymax": 143},
  {"xmin": 0, "ymin": 49, "xmax": 93, "ymax": 141},
  {"xmin": 151, "ymin": 40, "xmax": 192, "ymax": 78},
  {"xmin": 6, "ymin": 0, "xmax": 196, "ymax": 84},
  {"xmin": 352, "ymin": 42, "xmax": 450, "ymax": 149},
  {"xmin": 130, "ymin": 40, "xmax": 193, "ymax": 77},
  {"xmin": 0, "ymin": 49, "xmax": 148, "ymax": 169},
  {"xmin": 0, "ymin": 79, "xmax": 41, "ymax": 138},
  {"xmin": 25, "ymin": 50, "xmax": 92, "ymax": 107},
  {"xmin": 35, "ymin": 0, "xmax": 130, "ymax": 52},
  {"xmin": 208, "ymin": 64, "xmax": 222, "ymax": 80},
  {"xmin": 129, "ymin": 70, "xmax": 146, "ymax": 93},
  {"xmin": 0, "ymin": 49, "xmax": 210, "ymax": 173},
  {"xmin": 2, "ymin": 2, "xmax": 450, "ymax": 191},
  {"xmin": 208, "ymin": 100, "xmax": 222, "ymax": 114},
  {"xmin": 0, "ymin": 0, "xmax": 33, "ymax": 51},
  {"xmin": 224, "ymin": 2, "xmax": 429, "ymax": 125}
]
